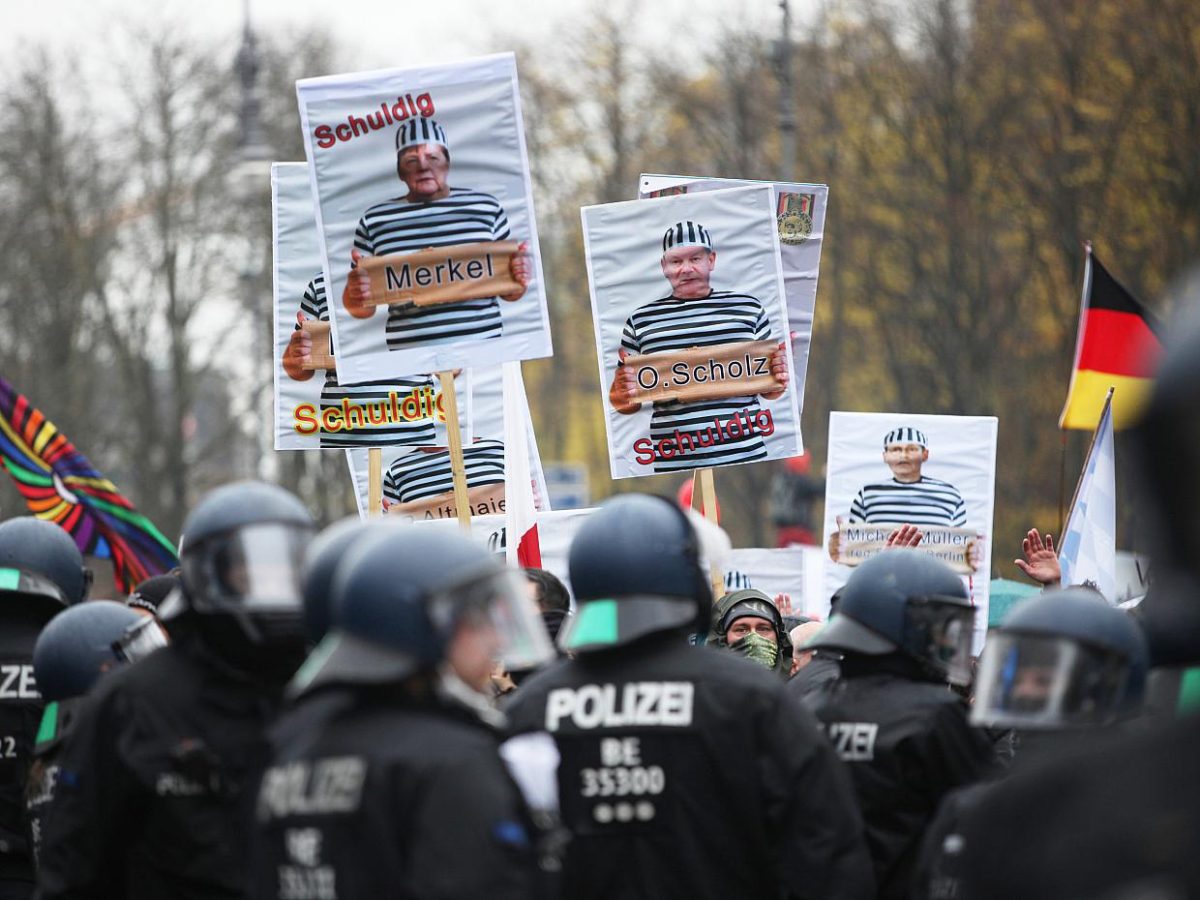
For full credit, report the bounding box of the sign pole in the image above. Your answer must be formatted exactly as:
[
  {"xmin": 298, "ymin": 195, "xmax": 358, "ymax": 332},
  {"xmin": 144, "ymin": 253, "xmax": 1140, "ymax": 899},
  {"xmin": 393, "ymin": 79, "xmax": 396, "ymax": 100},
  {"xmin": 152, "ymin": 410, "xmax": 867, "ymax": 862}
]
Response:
[
  {"xmin": 367, "ymin": 448, "xmax": 383, "ymax": 518},
  {"xmin": 438, "ymin": 371, "xmax": 472, "ymax": 532},
  {"xmin": 697, "ymin": 467, "xmax": 724, "ymax": 601}
]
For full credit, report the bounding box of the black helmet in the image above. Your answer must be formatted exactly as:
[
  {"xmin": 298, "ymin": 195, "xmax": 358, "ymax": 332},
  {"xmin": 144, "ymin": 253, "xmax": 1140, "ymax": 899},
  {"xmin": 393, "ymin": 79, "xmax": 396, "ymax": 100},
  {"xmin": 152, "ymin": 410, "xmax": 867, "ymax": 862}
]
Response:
[
  {"xmin": 972, "ymin": 588, "xmax": 1149, "ymax": 730},
  {"xmin": 559, "ymin": 494, "xmax": 711, "ymax": 654},
  {"xmin": 301, "ymin": 517, "xmax": 372, "ymax": 642},
  {"xmin": 178, "ymin": 481, "xmax": 314, "ymax": 645},
  {"xmin": 33, "ymin": 600, "xmax": 167, "ymax": 701},
  {"xmin": 0, "ymin": 517, "xmax": 91, "ymax": 613},
  {"xmin": 293, "ymin": 526, "xmax": 552, "ymax": 694},
  {"xmin": 807, "ymin": 550, "xmax": 975, "ymax": 685},
  {"xmin": 707, "ymin": 588, "xmax": 794, "ymax": 676}
]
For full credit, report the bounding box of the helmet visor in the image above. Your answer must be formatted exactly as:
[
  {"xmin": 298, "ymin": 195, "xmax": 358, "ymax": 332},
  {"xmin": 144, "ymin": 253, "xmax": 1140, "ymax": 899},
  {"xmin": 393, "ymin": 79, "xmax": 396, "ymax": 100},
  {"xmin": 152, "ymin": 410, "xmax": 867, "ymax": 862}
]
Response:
[
  {"xmin": 112, "ymin": 615, "xmax": 169, "ymax": 664},
  {"xmin": 904, "ymin": 597, "xmax": 976, "ymax": 686},
  {"xmin": 196, "ymin": 522, "xmax": 310, "ymax": 612},
  {"xmin": 429, "ymin": 569, "xmax": 555, "ymax": 673},
  {"xmin": 972, "ymin": 633, "xmax": 1131, "ymax": 730}
]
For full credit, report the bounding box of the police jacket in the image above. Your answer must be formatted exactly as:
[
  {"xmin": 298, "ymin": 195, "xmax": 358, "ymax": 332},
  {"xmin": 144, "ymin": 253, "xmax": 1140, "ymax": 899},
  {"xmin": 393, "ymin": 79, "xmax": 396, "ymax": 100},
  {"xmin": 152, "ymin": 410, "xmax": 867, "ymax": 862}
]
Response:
[
  {"xmin": 24, "ymin": 699, "xmax": 75, "ymax": 874},
  {"xmin": 35, "ymin": 629, "xmax": 283, "ymax": 900},
  {"xmin": 505, "ymin": 632, "xmax": 875, "ymax": 900},
  {"xmin": 800, "ymin": 655, "xmax": 995, "ymax": 900},
  {"xmin": 250, "ymin": 682, "xmax": 541, "ymax": 900},
  {"xmin": 0, "ymin": 609, "xmax": 51, "ymax": 886}
]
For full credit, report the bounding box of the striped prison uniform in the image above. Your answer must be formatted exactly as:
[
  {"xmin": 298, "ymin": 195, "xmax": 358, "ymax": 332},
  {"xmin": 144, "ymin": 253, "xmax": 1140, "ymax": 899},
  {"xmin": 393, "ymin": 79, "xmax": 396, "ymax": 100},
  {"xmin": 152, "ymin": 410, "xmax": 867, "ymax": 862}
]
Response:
[
  {"xmin": 383, "ymin": 439, "xmax": 506, "ymax": 506},
  {"xmin": 849, "ymin": 476, "xmax": 967, "ymax": 527}
]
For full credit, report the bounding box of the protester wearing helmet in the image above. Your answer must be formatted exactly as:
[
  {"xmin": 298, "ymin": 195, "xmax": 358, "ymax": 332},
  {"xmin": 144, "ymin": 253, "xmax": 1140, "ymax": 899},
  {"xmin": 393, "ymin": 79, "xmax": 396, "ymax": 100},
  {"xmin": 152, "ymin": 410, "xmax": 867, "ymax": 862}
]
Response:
[
  {"xmin": 705, "ymin": 588, "xmax": 794, "ymax": 677},
  {"xmin": 799, "ymin": 549, "xmax": 994, "ymax": 900},
  {"xmin": 25, "ymin": 602, "xmax": 167, "ymax": 870},
  {"xmin": 36, "ymin": 481, "xmax": 315, "ymax": 900},
  {"xmin": 250, "ymin": 525, "xmax": 555, "ymax": 899},
  {"xmin": 0, "ymin": 517, "xmax": 88, "ymax": 899},
  {"xmin": 505, "ymin": 493, "xmax": 875, "ymax": 900}
]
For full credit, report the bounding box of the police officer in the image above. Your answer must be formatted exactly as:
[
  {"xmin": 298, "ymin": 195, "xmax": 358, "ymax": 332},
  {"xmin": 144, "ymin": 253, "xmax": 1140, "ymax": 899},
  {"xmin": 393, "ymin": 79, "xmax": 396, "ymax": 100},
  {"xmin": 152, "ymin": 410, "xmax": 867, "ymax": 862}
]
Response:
[
  {"xmin": 26, "ymin": 602, "xmax": 167, "ymax": 869},
  {"xmin": 36, "ymin": 481, "xmax": 315, "ymax": 900},
  {"xmin": 250, "ymin": 525, "xmax": 555, "ymax": 899},
  {"xmin": 298, "ymin": 516, "xmax": 371, "ymax": 644},
  {"xmin": 912, "ymin": 587, "xmax": 1149, "ymax": 900},
  {"xmin": 0, "ymin": 518, "xmax": 88, "ymax": 900},
  {"xmin": 798, "ymin": 549, "xmax": 994, "ymax": 900},
  {"xmin": 505, "ymin": 493, "xmax": 875, "ymax": 900},
  {"xmin": 705, "ymin": 588, "xmax": 794, "ymax": 677}
]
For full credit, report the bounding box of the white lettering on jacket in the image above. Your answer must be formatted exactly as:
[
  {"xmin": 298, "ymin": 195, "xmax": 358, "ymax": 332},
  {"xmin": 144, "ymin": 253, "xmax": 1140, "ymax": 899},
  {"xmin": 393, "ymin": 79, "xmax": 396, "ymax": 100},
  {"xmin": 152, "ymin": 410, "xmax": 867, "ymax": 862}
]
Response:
[
  {"xmin": 545, "ymin": 682, "xmax": 694, "ymax": 731},
  {"xmin": 257, "ymin": 756, "xmax": 366, "ymax": 822}
]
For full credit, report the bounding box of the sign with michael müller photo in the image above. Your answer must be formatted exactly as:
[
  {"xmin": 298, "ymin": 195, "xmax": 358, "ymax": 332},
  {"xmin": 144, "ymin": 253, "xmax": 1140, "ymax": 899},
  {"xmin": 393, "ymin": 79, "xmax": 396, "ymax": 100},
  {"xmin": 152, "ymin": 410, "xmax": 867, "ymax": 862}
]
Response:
[
  {"xmin": 582, "ymin": 184, "xmax": 801, "ymax": 479},
  {"xmin": 296, "ymin": 53, "xmax": 552, "ymax": 383},
  {"xmin": 272, "ymin": 163, "xmax": 461, "ymax": 451},
  {"xmin": 823, "ymin": 412, "xmax": 998, "ymax": 652}
]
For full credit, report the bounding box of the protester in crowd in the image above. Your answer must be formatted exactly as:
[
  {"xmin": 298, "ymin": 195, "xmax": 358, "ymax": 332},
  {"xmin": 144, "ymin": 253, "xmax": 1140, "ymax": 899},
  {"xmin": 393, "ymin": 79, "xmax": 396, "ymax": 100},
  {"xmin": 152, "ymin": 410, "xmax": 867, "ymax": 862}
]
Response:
[
  {"xmin": 524, "ymin": 566, "xmax": 570, "ymax": 644},
  {"xmin": 1013, "ymin": 527, "xmax": 1061, "ymax": 588},
  {"xmin": 36, "ymin": 481, "xmax": 315, "ymax": 900},
  {"xmin": 251, "ymin": 525, "xmax": 556, "ymax": 899},
  {"xmin": 801, "ymin": 549, "xmax": 994, "ymax": 900},
  {"xmin": 25, "ymin": 602, "xmax": 167, "ymax": 870},
  {"xmin": 705, "ymin": 588, "xmax": 794, "ymax": 677},
  {"xmin": 506, "ymin": 493, "xmax": 875, "ymax": 900},
  {"xmin": 0, "ymin": 518, "xmax": 89, "ymax": 900},
  {"xmin": 912, "ymin": 588, "xmax": 1149, "ymax": 899},
  {"xmin": 789, "ymin": 620, "xmax": 824, "ymax": 676}
]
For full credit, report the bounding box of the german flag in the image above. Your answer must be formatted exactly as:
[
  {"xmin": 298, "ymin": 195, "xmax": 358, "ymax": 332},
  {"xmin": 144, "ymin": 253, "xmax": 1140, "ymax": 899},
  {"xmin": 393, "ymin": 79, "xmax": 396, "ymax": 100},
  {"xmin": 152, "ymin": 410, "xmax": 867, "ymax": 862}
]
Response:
[{"xmin": 1059, "ymin": 246, "xmax": 1162, "ymax": 430}]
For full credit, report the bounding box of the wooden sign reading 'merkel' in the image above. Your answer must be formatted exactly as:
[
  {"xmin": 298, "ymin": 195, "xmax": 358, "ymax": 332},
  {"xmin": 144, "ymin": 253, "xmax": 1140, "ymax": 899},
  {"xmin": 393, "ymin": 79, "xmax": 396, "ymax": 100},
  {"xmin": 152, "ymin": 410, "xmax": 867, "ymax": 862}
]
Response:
[
  {"xmin": 387, "ymin": 481, "xmax": 507, "ymax": 522},
  {"xmin": 625, "ymin": 339, "xmax": 781, "ymax": 404},
  {"xmin": 358, "ymin": 241, "xmax": 522, "ymax": 308},
  {"xmin": 835, "ymin": 523, "xmax": 980, "ymax": 575},
  {"xmin": 299, "ymin": 321, "xmax": 336, "ymax": 371}
]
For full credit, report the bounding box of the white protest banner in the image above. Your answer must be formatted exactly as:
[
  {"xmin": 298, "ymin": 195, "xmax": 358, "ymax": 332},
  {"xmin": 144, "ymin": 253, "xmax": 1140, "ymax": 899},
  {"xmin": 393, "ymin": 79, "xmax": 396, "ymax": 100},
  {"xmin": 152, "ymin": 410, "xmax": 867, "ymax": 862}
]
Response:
[
  {"xmin": 582, "ymin": 185, "xmax": 801, "ymax": 479},
  {"xmin": 296, "ymin": 53, "xmax": 552, "ymax": 382},
  {"xmin": 823, "ymin": 412, "xmax": 998, "ymax": 652},
  {"xmin": 272, "ymin": 163, "xmax": 454, "ymax": 450},
  {"xmin": 640, "ymin": 175, "xmax": 827, "ymax": 431},
  {"xmin": 724, "ymin": 546, "xmax": 827, "ymax": 617}
]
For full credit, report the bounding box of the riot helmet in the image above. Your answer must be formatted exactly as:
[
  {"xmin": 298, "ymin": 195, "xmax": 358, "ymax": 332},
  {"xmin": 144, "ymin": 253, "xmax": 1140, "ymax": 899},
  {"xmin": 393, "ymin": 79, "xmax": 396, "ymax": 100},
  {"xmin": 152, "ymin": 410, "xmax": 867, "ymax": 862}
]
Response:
[
  {"xmin": 178, "ymin": 481, "xmax": 314, "ymax": 646},
  {"xmin": 293, "ymin": 526, "xmax": 552, "ymax": 695},
  {"xmin": 559, "ymin": 494, "xmax": 711, "ymax": 654},
  {"xmin": 806, "ymin": 550, "xmax": 975, "ymax": 685},
  {"xmin": 33, "ymin": 600, "xmax": 168, "ymax": 702},
  {"xmin": 972, "ymin": 588, "xmax": 1149, "ymax": 730},
  {"xmin": 0, "ymin": 517, "xmax": 91, "ymax": 615},
  {"xmin": 707, "ymin": 588, "xmax": 794, "ymax": 675},
  {"xmin": 301, "ymin": 517, "xmax": 372, "ymax": 643}
]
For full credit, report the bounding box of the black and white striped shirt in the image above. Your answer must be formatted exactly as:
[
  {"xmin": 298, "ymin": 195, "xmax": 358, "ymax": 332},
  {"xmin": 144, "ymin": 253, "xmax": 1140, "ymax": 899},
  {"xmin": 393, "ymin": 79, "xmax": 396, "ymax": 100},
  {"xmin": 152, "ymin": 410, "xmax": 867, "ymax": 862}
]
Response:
[
  {"xmin": 621, "ymin": 291, "xmax": 773, "ymax": 472},
  {"xmin": 382, "ymin": 439, "xmax": 506, "ymax": 505},
  {"xmin": 354, "ymin": 187, "xmax": 509, "ymax": 350},
  {"xmin": 296, "ymin": 273, "xmax": 436, "ymax": 448},
  {"xmin": 849, "ymin": 476, "xmax": 967, "ymax": 527}
]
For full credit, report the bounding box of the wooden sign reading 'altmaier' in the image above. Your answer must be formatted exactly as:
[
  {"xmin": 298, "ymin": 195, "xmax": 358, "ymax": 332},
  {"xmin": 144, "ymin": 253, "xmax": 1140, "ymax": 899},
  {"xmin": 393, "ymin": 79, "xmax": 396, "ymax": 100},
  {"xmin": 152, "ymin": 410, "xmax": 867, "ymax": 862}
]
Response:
[
  {"xmin": 387, "ymin": 481, "xmax": 507, "ymax": 522},
  {"xmin": 834, "ymin": 522, "xmax": 981, "ymax": 574},
  {"xmin": 625, "ymin": 339, "xmax": 781, "ymax": 404},
  {"xmin": 358, "ymin": 241, "xmax": 522, "ymax": 308},
  {"xmin": 300, "ymin": 321, "xmax": 336, "ymax": 371}
]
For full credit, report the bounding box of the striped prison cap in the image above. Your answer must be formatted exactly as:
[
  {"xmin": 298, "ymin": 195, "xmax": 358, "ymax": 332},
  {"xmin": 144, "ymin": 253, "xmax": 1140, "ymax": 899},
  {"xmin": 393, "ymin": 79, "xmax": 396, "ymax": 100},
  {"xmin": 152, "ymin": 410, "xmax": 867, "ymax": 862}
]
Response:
[
  {"xmin": 396, "ymin": 117, "xmax": 448, "ymax": 153},
  {"xmin": 883, "ymin": 427, "xmax": 928, "ymax": 448},
  {"xmin": 662, "ymin": 221, "xmax": 713, "ymax": 254}
]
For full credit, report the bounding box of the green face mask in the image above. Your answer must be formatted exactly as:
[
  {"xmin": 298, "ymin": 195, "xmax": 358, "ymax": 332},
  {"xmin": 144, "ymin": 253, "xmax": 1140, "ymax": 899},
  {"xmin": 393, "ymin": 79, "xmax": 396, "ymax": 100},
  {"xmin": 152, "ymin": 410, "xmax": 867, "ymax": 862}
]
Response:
[{"xmin": 730, "ymin": 632, "xmax": 779, "ymax": 670}]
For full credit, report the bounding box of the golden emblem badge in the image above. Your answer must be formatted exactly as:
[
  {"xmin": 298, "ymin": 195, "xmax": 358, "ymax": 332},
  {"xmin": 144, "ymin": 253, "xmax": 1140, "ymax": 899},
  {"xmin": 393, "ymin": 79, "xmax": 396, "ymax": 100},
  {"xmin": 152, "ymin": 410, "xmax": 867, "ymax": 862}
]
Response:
[{"xmin": 776, "ymin": 192, "xmax": 814, "ymax": 245}]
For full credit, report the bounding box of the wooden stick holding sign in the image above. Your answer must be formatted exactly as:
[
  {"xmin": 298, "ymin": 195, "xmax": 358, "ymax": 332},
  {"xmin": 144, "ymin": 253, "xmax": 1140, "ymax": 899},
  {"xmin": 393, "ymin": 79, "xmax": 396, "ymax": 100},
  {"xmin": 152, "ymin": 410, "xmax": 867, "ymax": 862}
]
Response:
[
  {"xmin": 624, "ymin": 339, "xmax": 782, "ymax": 405},
  {"xmin": 438, "ymin": 371, "xmax": 472, "ymax": 532},
  {"xmin": 367, "ymin": 448, "xmax": 383, "ymax": 519},
  {"xmin": 356, "ymin": 241, "xmax": 523, "ymax": 309},
  {"xmin": 694, "ymin": 467, "xmax": 725, "ymax": 602},
  {"xmin": 299, "ymin": 320, "xmax": 336, "ymax": 371}
]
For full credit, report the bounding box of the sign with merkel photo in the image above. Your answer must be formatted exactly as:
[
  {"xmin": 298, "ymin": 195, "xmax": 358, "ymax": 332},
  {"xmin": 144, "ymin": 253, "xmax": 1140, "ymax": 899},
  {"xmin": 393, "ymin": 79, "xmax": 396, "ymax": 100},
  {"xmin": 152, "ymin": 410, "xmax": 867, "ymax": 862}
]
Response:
[
  {"xmin": 296, "ymin": 53, "xmax": 552, "ymax": 382},
  {"xmin": 582, "ymin": 184, "xmax": 801, "ymax": 479},
  {"xmin": 272, "ymin": 163, "xmax": 465, "ymax": 451}
]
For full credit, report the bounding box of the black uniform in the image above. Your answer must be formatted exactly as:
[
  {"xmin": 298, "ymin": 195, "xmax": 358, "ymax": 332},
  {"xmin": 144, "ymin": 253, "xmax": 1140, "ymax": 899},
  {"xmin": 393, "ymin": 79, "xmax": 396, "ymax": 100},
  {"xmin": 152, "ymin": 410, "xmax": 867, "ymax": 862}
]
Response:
[
  {"xmin": 23, "ymin": 700, "xmax": 72, "ymax": 874},
  {"xmin": 35, "ymin": 632, "xmax": 282, "ymax": 900},
  {"xmin": 506, "ymin": 635, "xmax": 874, "ymax": 900},
  {"xmin": 251, "ymin": 686, "xmax": 540, "ymax": 900},
  {"xmin": 803, "ymin": 660, "xmax": 995, "ymax": 900},
  {"xmin": 0, "ymin": 613, "xmax": 45, "ymax": 899}
]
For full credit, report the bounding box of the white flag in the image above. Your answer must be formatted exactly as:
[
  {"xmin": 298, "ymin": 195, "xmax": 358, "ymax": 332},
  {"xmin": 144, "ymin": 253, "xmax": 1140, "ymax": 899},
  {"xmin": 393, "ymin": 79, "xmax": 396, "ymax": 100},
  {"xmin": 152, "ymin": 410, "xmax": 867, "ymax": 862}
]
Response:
[
  {"xmin": 1059, "ymin": 390, "xmax": 1117, "ymax": 600},
  {"xmin": 502, "ymin": 361, "xmax": 541, "ymax": 567}
]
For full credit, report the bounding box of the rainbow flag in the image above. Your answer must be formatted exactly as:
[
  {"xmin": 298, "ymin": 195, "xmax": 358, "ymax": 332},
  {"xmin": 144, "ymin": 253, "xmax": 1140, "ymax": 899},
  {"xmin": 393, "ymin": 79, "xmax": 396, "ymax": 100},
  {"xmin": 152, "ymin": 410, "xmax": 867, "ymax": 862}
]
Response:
[{"xmin": 0, "ymin": 375, "xmax": 178, "ymax": 592}]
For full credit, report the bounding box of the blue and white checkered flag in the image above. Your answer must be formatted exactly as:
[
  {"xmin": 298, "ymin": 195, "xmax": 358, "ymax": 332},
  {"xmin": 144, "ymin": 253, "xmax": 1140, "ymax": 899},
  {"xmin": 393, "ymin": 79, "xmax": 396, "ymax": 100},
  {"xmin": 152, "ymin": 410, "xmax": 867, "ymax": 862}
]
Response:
[{"xmin": 1058, "ymin": 389, "xmax": 1117, "ymax": 601}]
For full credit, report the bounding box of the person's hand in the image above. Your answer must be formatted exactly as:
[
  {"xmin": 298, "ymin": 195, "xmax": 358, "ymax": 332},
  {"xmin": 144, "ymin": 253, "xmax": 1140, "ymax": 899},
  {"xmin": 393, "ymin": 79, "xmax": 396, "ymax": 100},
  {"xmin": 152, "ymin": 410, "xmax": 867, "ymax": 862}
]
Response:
[
  {"xmin": 1015, "ymin": 528, "xmax": 1060, "ymax": 586},
  {"xmin": 608, "ymin": 348, "xmax": 641, "ymax": 414},
  {"xmin": 760, "ymin": 341, "xmax": 790, "ymax": 400},
  {"xmin": 343, "ymin": 249, "xmax": 376, "ymax": 318},
  {"xmin": 499, "ymin": 241, "xmax": 529, "ymax": 302},
  {"xmin": 885, "ymin": 523, "xmax": 924, "ymax": 548},
  {"xmin": 281, "ymin": 312, "xmax": 315, "ymax": 381},
  {"xmin": 773, "ymin": 592, "xmax": 794, "ymax": 617}
]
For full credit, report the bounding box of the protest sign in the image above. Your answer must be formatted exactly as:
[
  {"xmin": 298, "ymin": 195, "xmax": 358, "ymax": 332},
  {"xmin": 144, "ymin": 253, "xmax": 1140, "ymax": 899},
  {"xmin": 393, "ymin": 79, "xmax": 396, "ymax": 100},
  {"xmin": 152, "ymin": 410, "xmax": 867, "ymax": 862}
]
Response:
[
  {"xmin": 296, "ymin": 53, "xmax": 552, "ymax": 381},
  {"xmin": 582, "ymin": 184, "xmax": 801, "ymax": 479},
  {"xmin": 823, "ymin": 412, "xmax": 998, "ymax": 651}
]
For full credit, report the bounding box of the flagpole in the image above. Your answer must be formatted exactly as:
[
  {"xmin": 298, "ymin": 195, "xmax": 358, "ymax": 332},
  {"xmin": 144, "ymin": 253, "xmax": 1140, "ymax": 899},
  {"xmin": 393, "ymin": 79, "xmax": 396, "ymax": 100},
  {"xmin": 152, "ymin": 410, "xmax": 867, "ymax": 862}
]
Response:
[
  {"xmin": 1061, "ymin": 387, "xmax": 1115, "ymax": 540},
  {"xmin": 438, "ymin": 371, "xmax": 472, "ymax": 533},
  {"xmin": 697, "ymin": 467, "xmax": 725, "ymax": 601}
]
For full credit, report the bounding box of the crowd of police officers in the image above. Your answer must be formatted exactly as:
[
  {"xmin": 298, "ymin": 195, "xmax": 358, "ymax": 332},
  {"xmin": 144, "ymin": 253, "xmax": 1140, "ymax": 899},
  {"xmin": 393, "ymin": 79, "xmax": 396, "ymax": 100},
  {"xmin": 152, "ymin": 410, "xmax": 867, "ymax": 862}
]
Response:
[{"xmin": 1, "ymin": 310, "xmax": 1199, "ymax": 899}]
